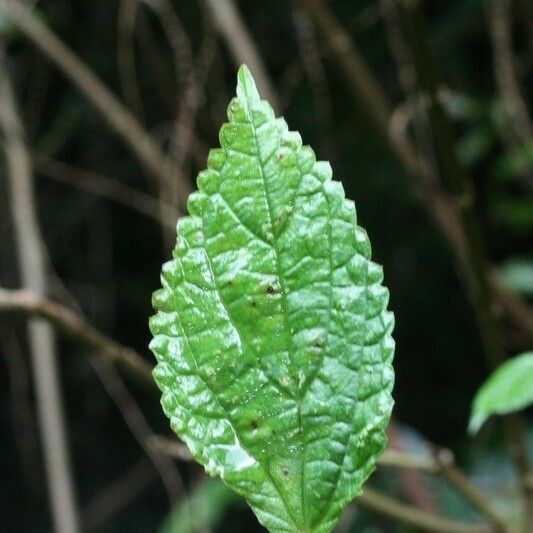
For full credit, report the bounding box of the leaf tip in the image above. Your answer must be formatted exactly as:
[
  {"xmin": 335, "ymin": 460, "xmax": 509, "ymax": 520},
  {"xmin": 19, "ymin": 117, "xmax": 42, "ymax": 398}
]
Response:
[
  {"xmin": 467, "ymin": 413, "xmax": 485, "ymax": 435},
  {"xmin": 236, "ymin": 63, "xmax": 260, "ymax": 107}
]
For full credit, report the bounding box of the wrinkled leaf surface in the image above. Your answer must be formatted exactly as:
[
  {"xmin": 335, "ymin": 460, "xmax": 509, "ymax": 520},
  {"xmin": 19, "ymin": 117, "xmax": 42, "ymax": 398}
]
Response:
[{"xmin": 150, "ymin": 65, "xmax": 394, "ymax": 533}]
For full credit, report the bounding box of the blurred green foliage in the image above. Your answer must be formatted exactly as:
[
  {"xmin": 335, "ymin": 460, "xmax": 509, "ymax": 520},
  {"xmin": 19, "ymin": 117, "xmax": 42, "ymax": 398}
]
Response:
[{"xmin": 469, "ymin": 352, "xmax": 533, "ymax": 434}]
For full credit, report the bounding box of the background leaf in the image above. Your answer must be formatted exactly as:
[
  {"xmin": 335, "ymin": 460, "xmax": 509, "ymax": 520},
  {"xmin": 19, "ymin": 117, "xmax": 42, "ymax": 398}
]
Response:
[
  {"xmin": 499, "ymin": 258, "xmax": 533, "ymax": 297},
  {"xmin": 149, "ymin": 65, "xmax": 394, "ymax": 533},
  {"xmin": 469, "ymin": 352, "xmax": 533, "ymax": 434},
  {"xmin": 159, "ymin": 479, "xmax": 240, "ymax": 533}
]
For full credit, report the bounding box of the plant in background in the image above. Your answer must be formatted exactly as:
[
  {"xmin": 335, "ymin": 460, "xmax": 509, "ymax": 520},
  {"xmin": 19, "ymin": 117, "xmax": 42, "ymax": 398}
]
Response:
[
  {"xmin": 149, "ymin": 65, "xmax": 394, "ymax": 533},
  {"xmin": 469, "ymin": 351, "xmax": 533, "ymax": 435}
]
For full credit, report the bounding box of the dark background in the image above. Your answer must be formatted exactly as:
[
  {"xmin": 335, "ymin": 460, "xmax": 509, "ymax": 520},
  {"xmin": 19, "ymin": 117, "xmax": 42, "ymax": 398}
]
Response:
[{"xmin": 1, "ymin": 0, "xmax": 531, "ymax": 531}]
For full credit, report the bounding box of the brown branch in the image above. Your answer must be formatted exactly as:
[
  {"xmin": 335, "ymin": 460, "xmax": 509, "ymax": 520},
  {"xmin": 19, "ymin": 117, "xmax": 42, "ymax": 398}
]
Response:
[
  {"xmin": 117, "ymin": 0, "xmax": 144, "ymax": 121},
  {"xmin": 300, "ymin": 0, "xmax": 468, "ymax": 261},
  {"xmin": 137, "ymin": 0, "xmax": 194, "ymax": 173},
  {"xmin": 433, "ymin": 449, "xmax": 509, "ymax": 533},
  {"xmin": 90, "ymin": 357, "xmax": 182, "ymax": 505},
  {"xmin": 0, "ymin": 54, "xmax": 80, "ymax": 532},
  {"xmin": 0, "ymin": 0, "xmax": 188, "ymax": 210},
  {"xmin": 32, "ymin": 152, "xmax": 177, "ymax": 228},
  {"xmin": 488, "ymin": 0, "xmax": 532, "ymax": 144},
  {"xmin": 358, "ymin": 488, "xmax": 493, "ymax": 533},
  {"xmin": 146, "ymin": 435, "xmax": 193, "ymax": 462},
  {"xmin": 378, "ymin": 444, "xmax": 509, "ymax": 531},
  {"xmin": 379, "ymin": 449, "xmax": 437, "ymax": 473},
  {"xmin": 152, "ymin": 437, "xmax": 506, "ymax": 530},
  {"xmin": 140, "ymin": 0, "xmax": 193, "ymax": 95},
  {"xmin": 386, "ymin": 420, "xmax": 439, "ymax": 513},
  {"xmin": 205, "ymin": 0, "xmax": 279, "ymax": 110},
  {"xmin": 292, "ymin": 4, "xmax": 336, "ymax": 160},
  {"xmin": 400, "ymin": 2, "xmax": 501, "ymax": 366},
  {"xmin": 0, "ymin": 288, "xmax": 153, "ymax": 384},
  {"xmin": 82, "ymin": 458, "xmax": 157, "ymax": 532},
  {"xmin": 134, "ymin": 8, "xmax": 177, "ymax": 117}
]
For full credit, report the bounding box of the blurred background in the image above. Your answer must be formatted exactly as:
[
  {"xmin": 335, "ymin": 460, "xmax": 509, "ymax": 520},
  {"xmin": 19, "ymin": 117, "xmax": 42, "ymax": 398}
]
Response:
[{"xmin": 0, "ymin": 0, "xmax": 531, "ymax": 531}]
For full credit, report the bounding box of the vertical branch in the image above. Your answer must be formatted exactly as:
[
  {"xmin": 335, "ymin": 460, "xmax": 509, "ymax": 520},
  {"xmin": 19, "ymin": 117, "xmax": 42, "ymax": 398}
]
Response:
[
  {"xmin": 138, "ymin": 0, "xmax": 194, "ymax": 170},
  {"xmin": 0, "ymin": 54, "xmax": 80, "ymax": 532},
  {"xmin": 488, "ymin": 0, "xmax": 532, "ymax": 144},
  {"xmin": 82, "ymin": 458, "xmax": 157, "ymax": 532},
  {"xmin": 205, "ymin": 0, "xmax": 279, "ymax": 110},
  {"xmin": 292, "ymin": 3, "xmax": 336, "ymax": 160},
  {"xmin": 117, "ymin": 0, "xmax": 144, "ymax": 121},
  {"xmin": 380, "ymin": 0, "xmax": 440, "ymax": 187},
  {"xmin": 488, "ymin": 0, "xmax": 533, "ymax": 183},
  {"xmin": 400, "ymin": 0, "xmax": 532, "ymax": 522},
  {"xmin": 400, "ymin": 1, "xmax": 502, "ymax": 368},
  {"xmin": 172, "ymin": 7, "xmax": 217, "ymax": 171}
]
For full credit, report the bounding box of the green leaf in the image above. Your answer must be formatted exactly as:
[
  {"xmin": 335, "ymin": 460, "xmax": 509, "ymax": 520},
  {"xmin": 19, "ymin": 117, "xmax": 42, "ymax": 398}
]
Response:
[
  {"xmin": 499, "ymin": 258, "xmax": 533, "ymax": 297},
  {"xmin": 468, "ymin": 352, "xmax": 533, "ymax": 435},
  {"xmin": 159, "ymin": 479, "xmax": 240, "ymax": 533},
  {"xmin": 149, "ymin": 65, "xmax": 394, "ymax": 533}
]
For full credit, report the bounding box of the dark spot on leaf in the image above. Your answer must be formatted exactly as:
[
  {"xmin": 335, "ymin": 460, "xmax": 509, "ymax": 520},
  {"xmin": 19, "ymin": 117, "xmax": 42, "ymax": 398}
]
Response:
[
  {"xmin": 266, "ymin": 285, "xmax": 275, "ymax": 294},
  {"xmin": 282, "ymin": 468, "xmax": 289, "ymax": 477},
  {"xmin": 251, "ymin": 420, "xmax": 258, "ymax": 429}
]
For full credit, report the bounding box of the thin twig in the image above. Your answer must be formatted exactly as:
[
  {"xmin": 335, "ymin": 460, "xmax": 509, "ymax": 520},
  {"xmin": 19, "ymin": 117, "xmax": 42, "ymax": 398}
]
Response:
[
  {"xmin": 380, "ymin": 0, "xmax": 441, "ymax": 186},
  {"xmin": 205, "ymin": 0, "xmax": 279, "ymax": 110},
  {"xmin": 0, "ymin": 287, "xmax": 153, "ymax": 384},
  {"xmin": 117, "ymin": 0, "xmax": 144, "ymax": 121},
  {"xmin": 140, "ymin": 0, "xmax": 193, "ymax": 97},
  {"xmin": 292, "ymin": 3, "xmax": 336, "ymax": 160},
  {"xmin": 379, "ymin": 448, "xmax": 437, "ymax": 473},
  {"xmin": 134, "ymin": 7, "xmax": 177, "ymax": 116},
  {"xmin": 488, "ymin": 0, "xmax": 532, "ymax": 144},
  {"xmin": 32, "ymin": 152, "xmax": 177, "ymax": 228},
  {"xmin": 0, "ymin": 0, "xmax": 188, "ymax": 211},
  {"xmin": 171, "ymin": 8, "xmax": 217, "ymax": 171},
  {"xmin": 358, "ymin": 488, "xmax": 493, "ymax": 533},
  {"xmin": 434, "ymin": 449, "xmax": 509, "ymax": 533},
  {"xmin": 386, "ymin": 420, "xmax": 439, "ymax": 513},
  {"xmin": 399, "ymin": 2, "xmax": 501, "ymax": 367},
  {"xmin": 90, "ymin": 357, "xmax": 182, "ymax": 505},
  {"xmin": 381, "ymin": 447, "xmax": 508, "ymax": 531},
  {"xmin": 300, "ymin": 0, "xmax": 470, "ymax": 264},
  {"xmin": 0, "ymin": 56, "xmax": 80, "ymax": 532},
  {"xmin": 137, "ymin": 0, "xmax": 194, "ymax": 175},
  {"xmin": 82, "ymin": 458, "xmax": 157, "ymax": 532},
  {"xmin": 146, "ymin": 435, "xmax": 193, "ymax": 462}
]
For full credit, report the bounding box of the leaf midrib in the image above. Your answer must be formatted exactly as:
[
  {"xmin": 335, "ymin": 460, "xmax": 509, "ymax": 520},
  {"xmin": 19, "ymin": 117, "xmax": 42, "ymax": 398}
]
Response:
[
  {"xmin": 240, "ymin": 82, "xmax": 341, "ymax": 531},
  {"xmin": 240, "ymin": 81, "xmax": 306, "ymax": 530},
  {"xmin": 173, "ymin": 234, "xmax": 299, "ymax": 531}
]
